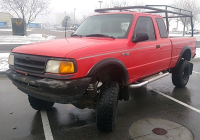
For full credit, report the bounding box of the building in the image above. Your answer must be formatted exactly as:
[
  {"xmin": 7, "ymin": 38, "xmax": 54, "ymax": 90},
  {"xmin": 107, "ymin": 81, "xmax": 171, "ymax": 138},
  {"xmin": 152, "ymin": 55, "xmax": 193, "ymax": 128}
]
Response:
[
  {"xmin": 28, "ymin": 23, "xmax": 42, "ymax": 28},
  {"xmin": 0, "ymin": 12, "xmax": 15, "ymax": 27},
  {"xmin": 56, "ymin": 13, "xmax": 65, "ymax": 25}
]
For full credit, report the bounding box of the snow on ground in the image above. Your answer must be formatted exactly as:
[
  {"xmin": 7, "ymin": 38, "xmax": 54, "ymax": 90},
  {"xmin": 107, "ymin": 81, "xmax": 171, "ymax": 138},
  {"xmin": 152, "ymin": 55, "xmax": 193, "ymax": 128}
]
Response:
[
  {"xmin": 196, "ymin": 48, "xmax": 200, "ymax": 58},
  {"xmin": 0, "ymin": 49, "xmax": 199, "ymax": 72},
  {"xmin": 0, "ymin": 29, "xmax": 32, "ymax": 32},
  {"xmin": 169, "ymin": 33, "xmax": 200, "ymax": 41},
  {"xmin": 0, "ymin": 34, "xmax": 56, "ymax": 44},
  {"xmin": 51, "ymin": 30, "xmax": 74, "ymax": 32},
  {"xmin": 0, "ymin": 53, "xmax": 9, "ymax": 72}
]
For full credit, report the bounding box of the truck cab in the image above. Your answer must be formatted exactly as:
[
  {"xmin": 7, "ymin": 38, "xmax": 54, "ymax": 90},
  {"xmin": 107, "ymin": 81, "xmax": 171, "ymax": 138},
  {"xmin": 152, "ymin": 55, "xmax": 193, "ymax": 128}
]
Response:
[{"xmin": 7, "ymin": 6, "xmax": 196, "ymax": 132}]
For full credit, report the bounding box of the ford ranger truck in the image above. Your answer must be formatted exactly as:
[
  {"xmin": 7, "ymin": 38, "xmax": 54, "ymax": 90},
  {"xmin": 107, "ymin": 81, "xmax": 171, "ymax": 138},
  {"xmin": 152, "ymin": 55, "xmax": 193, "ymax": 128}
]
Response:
[{"xmin": 6, "ymin": 7, "xmax": 196, "ymax": 132}]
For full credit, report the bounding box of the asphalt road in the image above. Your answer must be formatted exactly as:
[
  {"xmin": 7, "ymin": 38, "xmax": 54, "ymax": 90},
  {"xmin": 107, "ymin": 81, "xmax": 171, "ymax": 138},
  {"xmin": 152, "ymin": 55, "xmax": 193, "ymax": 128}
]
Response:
[
  {"xmin": 0, "ymin": 58, "xmax": 200, "ymax": 140},
  {"xmin": 1, "ymin": 28, "xmax": 200, "ymax": 139}
]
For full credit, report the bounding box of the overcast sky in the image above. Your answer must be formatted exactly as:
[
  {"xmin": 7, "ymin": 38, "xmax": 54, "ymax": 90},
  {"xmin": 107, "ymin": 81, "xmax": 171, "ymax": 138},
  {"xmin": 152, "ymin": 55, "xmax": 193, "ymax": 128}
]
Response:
[{"xmin": 35, "ymin": 0, "xmax": 173, "ymax": 24}]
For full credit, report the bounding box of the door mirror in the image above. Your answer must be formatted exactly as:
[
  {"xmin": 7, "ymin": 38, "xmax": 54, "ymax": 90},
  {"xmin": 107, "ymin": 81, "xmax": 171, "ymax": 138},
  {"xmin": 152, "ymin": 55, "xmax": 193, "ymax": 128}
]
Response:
[{"xmin": 132, "ymin": 33, "xmax": 149, "ymax": 43}]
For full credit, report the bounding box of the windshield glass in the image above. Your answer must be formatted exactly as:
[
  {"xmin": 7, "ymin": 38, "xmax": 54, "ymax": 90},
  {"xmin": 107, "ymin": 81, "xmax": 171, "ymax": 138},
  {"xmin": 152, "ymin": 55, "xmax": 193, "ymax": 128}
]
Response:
[{"xmin": 74, "ymin": 14, "xmax": 134, "ymax": 39}]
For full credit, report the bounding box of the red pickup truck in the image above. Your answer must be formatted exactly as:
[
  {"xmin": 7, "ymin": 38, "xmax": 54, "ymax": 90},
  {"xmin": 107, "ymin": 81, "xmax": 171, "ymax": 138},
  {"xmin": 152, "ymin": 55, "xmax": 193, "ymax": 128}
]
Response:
[{"xmin": 7, "ymin": 6, "xmax": 196, "ymax": 132}]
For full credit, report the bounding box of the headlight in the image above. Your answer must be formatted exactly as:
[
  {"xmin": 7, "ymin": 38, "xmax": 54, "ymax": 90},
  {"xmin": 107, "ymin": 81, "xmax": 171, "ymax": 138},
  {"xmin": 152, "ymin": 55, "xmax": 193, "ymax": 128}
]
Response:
[
  {"xmin": 8, "ymin": 54, "xmax": 14, "ymax": 65},
  {"xmin": 46, "ymin": 60, "xmax": 75, "ymax": 74}
]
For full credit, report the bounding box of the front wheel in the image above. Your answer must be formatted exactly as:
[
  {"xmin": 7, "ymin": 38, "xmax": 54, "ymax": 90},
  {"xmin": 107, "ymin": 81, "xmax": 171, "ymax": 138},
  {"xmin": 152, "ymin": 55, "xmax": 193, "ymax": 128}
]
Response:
[
  {"xmin": 172, "ymin": 60, "xmax": 190, "ymax": 88},
  {"xmin": 28, "ymin": 96, "xmax": 54, "ymax": 110},
  {"xmin": 96, "ymin": 81, "xmax": 119, "ymax": 132}
]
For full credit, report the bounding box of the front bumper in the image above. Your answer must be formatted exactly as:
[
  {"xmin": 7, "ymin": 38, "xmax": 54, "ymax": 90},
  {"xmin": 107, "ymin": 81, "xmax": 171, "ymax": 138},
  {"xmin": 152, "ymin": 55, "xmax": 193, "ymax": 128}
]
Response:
[{"xmin": 6, "ymin": 69, "xmax": 92, "ymax": 104}]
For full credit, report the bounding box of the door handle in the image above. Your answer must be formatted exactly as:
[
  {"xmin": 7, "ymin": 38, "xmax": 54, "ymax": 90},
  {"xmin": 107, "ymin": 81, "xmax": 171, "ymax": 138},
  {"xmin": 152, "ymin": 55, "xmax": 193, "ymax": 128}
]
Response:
[{"xmin": 156, "ymin": 45, "xmax": 161, "ymax": 49}]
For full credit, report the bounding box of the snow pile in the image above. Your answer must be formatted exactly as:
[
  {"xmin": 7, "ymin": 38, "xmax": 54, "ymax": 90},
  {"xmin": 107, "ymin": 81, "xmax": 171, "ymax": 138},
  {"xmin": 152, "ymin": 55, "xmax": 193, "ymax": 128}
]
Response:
[
  {"xmin": 196, "ymin": 48, "xmax": 200, "ymax": 58},
  {"xmin": 0, "ymin": 53, "xmax": 9, "ymax": 72},
  {"xmin": 0, "ymin": 34, "xmax": 56, "ymax": 44}
]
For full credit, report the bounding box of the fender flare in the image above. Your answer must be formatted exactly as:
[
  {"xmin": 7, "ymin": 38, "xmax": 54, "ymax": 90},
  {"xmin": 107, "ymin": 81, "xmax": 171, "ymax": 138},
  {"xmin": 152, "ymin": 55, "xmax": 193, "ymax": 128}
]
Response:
[
  {"xmin": 175, "ymin": 45, "xmax": 191, "ymax": 67},
  {"xmin": 87, "ymin": 58, "xmax": 129, "ymax": 86}
]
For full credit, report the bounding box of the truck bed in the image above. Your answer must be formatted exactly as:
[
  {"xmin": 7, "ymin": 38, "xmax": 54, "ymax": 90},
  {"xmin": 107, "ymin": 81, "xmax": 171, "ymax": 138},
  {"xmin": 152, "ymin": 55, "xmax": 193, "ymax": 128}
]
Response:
[{"xmin": 169, "ymin": 36, "xmax": 196, "ymax": 68}]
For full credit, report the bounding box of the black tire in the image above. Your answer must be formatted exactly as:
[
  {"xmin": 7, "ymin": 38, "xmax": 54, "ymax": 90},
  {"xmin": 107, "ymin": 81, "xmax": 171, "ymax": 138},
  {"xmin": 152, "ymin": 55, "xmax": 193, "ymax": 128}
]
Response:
[
  {"xmin": 28, "ymin": 96, "xmax": 54, "ymax": 110},
  {"xmin": 172, "ymin": 60, "xmax": 190, "ymax": 88},
  {"xmin": 96, "ymin": 81, "xmax": 119, "ymax": 132}
]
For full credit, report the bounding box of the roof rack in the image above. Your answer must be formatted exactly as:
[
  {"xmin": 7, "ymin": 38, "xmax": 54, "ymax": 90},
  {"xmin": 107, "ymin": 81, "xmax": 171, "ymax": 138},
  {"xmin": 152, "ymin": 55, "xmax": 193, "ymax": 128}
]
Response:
[{"xmin": 95, "ymin": 5, "xmax": 193, "ymax": 36}]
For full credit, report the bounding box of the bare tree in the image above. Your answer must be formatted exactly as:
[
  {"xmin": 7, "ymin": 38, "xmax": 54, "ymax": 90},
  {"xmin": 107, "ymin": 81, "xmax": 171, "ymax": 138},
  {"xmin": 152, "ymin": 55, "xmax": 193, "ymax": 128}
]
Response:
[
  {"xmin": 103, "ymin": 0, "xmax": 130, "ymax": 8},
  {"xmin": 0, "ymin": 0, "xmax": 50, "ymax": 26},
  {"xmin": 110, "ymin": 0, "xmax": 130, "ymax": 7},
  {"xmin": 170, "ymin": 0, "xmax": 200, "ymax": 30},
  {"xmin": 77, "ymin": 13, "xmax": 93, "ymax": 25},
  {"xmin": 62, "ymin": 16, "xmax": 70, "ymax": 27},
  {"xmin": 103, "ymin": 0, "xmax": 146, "ymax": 12},
  {"xmin": 133, "ymin": 1, "xmax": 146, "ymax": 12}
]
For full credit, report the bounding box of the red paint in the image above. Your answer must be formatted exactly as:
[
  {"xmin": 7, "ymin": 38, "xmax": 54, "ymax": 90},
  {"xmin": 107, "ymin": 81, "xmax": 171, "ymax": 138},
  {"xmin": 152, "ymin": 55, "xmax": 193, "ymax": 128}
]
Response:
[{"xmin": 12, "ymin": 12, "xmax": 196, "ymax": 84}]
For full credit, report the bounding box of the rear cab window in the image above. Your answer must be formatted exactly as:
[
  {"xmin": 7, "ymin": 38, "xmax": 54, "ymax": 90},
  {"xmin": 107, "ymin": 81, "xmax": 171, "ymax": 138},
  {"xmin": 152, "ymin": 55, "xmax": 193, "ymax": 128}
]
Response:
[{"xmin": 156, "ymin": 18, "xmax": 168, "ymax": 38}]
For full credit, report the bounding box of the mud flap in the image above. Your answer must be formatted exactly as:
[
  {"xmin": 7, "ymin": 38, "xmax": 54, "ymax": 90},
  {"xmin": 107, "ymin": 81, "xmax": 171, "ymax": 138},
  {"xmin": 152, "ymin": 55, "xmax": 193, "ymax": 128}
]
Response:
[
  {"xmin": 119, "ymin": 86, "xmax": 129, "ymax": 101},
  {"xmin": 189, "ymin": 62, "xmax": 193, "ymax": 75}
]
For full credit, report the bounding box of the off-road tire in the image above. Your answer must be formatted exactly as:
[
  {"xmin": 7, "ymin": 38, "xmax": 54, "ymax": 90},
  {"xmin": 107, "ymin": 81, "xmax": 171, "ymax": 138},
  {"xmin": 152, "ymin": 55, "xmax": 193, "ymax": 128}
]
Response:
[
  {"xmin": 28, "ymin": 96, "xmax": 54, "ymax": 110},
  {"xmin": 172, "ymin": 60, "xmax": 190, "ymax": 88},
  {"xmin": 96, "ymin": 81, "xmax": 119, "ymax": 132}
]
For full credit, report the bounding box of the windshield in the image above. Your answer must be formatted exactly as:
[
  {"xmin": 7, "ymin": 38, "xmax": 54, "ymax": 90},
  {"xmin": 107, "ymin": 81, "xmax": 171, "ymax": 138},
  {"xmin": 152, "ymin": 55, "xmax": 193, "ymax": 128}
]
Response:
[{"xmin": 74, "ymin": 14, "xmax": 134, "ymax": 39}]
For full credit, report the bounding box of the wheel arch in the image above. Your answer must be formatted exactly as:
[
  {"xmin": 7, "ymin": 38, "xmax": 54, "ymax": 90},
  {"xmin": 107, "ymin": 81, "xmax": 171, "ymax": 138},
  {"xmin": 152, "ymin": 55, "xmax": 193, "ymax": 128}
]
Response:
[
  {"xmin": 87, "ymin": 58, "xmax": 129, "ymax": 101},
  {"xmin": 87, "ymin": 58, "xmax": 129, "ymax": 86},
  {"xmin": 175, "ymin": 45, "xmax": 191, "ymax": 67}
]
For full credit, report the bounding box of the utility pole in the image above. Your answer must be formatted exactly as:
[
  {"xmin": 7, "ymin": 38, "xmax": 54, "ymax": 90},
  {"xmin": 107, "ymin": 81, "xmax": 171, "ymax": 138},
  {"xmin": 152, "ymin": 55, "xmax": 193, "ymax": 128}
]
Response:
[
  {"xmin": 98, "ymin": 1, "xmax": 103, "ymax": 9},
  {"xmin": 74, "ymin": 8, "xmax": 76, "ymax": 23}
]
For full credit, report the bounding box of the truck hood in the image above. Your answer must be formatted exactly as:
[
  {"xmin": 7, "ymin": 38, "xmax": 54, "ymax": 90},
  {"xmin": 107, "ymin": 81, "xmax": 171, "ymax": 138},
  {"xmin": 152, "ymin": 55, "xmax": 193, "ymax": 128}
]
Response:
[{"xmin": 12, "ymin": 38, "xmax": 109, "ymax": 57}]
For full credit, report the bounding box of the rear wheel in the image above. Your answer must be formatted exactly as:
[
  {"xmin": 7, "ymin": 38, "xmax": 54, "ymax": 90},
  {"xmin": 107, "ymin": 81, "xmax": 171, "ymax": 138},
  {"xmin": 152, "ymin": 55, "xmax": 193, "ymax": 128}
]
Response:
[
  {"xmin": 172, "ymin": 60, "xmax": 190, "ymax": 88},
  {"xmin": 28, "ymin": 96, "xmax": 54, "ymax": 110},
  {"xmin": 96, "ymin": 81, "xmax": 119, "ymax": 132}
]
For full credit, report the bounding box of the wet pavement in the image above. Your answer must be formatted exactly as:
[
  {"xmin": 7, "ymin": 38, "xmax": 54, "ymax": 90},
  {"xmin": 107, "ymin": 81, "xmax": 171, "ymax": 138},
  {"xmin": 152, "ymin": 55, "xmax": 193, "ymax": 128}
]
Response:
[{"xmin": 0, "ymin": 58, "xmax": 200, "ymax": 140}]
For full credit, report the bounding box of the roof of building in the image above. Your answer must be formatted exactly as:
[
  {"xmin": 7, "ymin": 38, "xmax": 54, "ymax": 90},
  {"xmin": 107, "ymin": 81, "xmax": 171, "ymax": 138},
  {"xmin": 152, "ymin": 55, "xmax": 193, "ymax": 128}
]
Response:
[{"xmin": 0, "ymin": 12, "xmax": 15, "ymax": 18}]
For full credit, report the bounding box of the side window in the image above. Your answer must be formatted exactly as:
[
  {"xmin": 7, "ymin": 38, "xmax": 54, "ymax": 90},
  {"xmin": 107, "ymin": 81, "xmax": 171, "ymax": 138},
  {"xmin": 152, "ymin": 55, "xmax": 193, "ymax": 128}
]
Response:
[
  {"xmin": 133, "ymin": 16, "xmax": 156, "ymax": 41},
  {"xmin": 156, "ymin": 18, "xmax": 168, "ymax": 38}
]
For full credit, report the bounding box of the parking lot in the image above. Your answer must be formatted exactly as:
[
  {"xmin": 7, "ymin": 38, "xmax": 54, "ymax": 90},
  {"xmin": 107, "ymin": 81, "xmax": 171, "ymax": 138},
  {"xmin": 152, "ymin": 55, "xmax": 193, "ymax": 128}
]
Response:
[
  {"xmin": 0, "ymin": 57, "xmax": 199, "ymax": 140},
  {"xmin": 0, "ymin": 28, "xmax": 200, "ymax": 140}
]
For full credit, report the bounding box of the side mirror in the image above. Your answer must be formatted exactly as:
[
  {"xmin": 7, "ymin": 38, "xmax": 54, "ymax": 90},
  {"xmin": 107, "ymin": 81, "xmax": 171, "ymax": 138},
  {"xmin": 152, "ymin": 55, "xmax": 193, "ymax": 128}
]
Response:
[
  {"xmin": 70, "ymin": 32, "xmax": 74, "ymax": 37},
  {"xmin": 132, "ymin": 33, "xmax": 149, "ymax": 43}
]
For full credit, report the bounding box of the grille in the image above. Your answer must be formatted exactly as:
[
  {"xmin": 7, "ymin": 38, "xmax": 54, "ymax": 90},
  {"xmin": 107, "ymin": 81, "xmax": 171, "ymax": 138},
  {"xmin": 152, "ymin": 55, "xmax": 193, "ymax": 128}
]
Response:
[{"xmin": 14, "ymin": 54, "xmax": 48, "ymax": 74}]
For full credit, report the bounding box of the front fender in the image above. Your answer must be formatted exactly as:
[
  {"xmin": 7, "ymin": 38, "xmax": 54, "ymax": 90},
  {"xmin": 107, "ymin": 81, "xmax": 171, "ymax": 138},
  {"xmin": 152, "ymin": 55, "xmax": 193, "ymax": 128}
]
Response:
[{"xmin": 87, "ymin": 58, "xmax": 129, "ymax": 86}]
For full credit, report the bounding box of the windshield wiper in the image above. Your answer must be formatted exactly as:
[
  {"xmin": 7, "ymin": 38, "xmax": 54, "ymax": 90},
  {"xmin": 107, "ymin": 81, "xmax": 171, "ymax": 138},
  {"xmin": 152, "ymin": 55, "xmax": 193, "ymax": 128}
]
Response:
[
  {"xmin": 71, "ymin": 34, "xmax": 82, "ymax": 37},
  {"xmin": 86, "ymin": 34, "xmax": 115, "ymax": 39}
]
